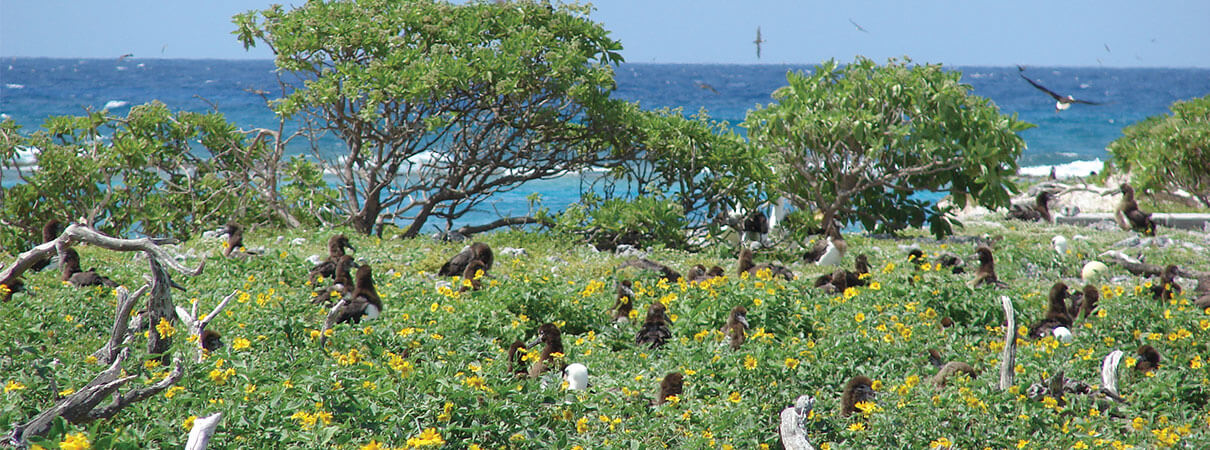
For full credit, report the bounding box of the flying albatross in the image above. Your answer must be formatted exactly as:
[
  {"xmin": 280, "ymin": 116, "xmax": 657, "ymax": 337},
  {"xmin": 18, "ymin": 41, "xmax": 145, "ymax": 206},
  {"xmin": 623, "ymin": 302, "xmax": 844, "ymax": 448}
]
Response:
[
  {"xmin": 753, "ymin": 27, "xmax": 764, "ymax": 59},
  {"xmin": 1017, "ymin": 66, "xmax": 1102, "ymax": 112}
]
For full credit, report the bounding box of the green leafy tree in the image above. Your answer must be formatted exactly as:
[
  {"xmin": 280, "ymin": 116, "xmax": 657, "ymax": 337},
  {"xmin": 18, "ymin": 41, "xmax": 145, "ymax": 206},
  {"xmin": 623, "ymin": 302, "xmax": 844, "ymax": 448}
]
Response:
[
  {"xmin": 744, "ymin": 57, "xmax": 1034, "ymax": 236},
  {"xmin": 0, "ymin": 102, "xmax": 333, "ymax": 250},
  {"xmin": 606, "ymin": 105, "xmax": 773, "ymax": 228},
  {"xmin": 234, "ymin": 0, "xmax": 632, "ymax": 237},
  {"xmin": 1108, "ymin": 94, "xmax": 1210, "ymax": 207}
]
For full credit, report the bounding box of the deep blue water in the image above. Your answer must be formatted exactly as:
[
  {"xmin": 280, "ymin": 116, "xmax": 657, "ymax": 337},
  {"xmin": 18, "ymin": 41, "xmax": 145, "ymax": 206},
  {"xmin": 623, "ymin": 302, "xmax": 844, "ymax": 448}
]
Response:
[{"xmin": 2, "ymin": 58, "xmax": 1208, "ymax": 229}]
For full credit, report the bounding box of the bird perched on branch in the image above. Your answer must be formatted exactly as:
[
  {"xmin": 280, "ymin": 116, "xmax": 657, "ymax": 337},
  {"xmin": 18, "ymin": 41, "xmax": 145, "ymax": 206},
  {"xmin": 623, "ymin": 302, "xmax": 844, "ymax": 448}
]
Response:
[
  {"xmin": 438, "ymin": 242, "xmax": 493, "ymax": 277},
  {"xmin": 61, "ymin": 248, "xmax": 118, "ymax": 288}
]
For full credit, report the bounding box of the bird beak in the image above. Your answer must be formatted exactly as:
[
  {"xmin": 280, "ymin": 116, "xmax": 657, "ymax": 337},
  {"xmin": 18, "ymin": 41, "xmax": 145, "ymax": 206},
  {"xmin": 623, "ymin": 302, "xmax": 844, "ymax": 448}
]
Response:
[
  {"xmin": 528, "ymin": 336, "xmax": 543, "ymax": 348},
  {"xmin": 346, "ymin": 243, "xmax": 357, "ymax": 252},
  {"xmin": 738, "ymin": 316, "xmax": 749, "ymax": 329}
]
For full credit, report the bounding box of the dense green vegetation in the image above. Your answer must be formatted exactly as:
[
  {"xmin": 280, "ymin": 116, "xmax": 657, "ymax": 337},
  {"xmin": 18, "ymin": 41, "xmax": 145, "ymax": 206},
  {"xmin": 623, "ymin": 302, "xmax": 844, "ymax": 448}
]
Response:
[
  {"xmin": 1108, "ymin": 94, "xmax": 1210, "ymax": 208},
  {"xmin": 745, "ymin": 57, "xmax": 1034, "ymax": 237},
  {"xmin": 3, "ymin": 220, "xmax": 1209, "ymax": 448}
]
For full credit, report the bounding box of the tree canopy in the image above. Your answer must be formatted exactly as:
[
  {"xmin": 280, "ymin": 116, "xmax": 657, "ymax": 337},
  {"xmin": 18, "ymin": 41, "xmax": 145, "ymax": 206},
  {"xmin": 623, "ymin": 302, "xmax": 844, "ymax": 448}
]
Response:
[
  {"xmin": 234, "ymin": 0, "xmax": 633, "ymax": 236},
  {"xmin": 1108, "ymin": 94, "xmax": 1210, "ymax": 208},
  {"xmin": 743, "ymin": 57, "xmax": 1034, "ymax": 236}
]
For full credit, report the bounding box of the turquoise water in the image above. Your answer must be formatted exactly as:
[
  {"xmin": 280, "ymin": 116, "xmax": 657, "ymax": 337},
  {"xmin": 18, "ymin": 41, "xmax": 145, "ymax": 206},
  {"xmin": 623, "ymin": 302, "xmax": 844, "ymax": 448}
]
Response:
[{"xmin": 3, "ymin": 59, "xmax": 1208, "ymax": 230}]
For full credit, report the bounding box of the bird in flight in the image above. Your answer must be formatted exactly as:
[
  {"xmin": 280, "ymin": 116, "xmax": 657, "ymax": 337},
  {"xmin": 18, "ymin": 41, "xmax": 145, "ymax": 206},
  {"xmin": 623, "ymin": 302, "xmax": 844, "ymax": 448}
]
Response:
[
  {"xmin": 696, "ymin": 82, "xmax": 720, "ymax": 95},
  {"xmin": 754, "ymin": 27, "xmax": 764, "ymax": 59},
  {"xmin": 848, "ymin": 18, "xmax": 869, "ymax": 33},
  {"xmin": 118, "ymin": 53, "xmax": 134, "ymax": 61},
  {"xmin": 1017, "ymin": 66, "xmax": 1103, "ymax": 112}
]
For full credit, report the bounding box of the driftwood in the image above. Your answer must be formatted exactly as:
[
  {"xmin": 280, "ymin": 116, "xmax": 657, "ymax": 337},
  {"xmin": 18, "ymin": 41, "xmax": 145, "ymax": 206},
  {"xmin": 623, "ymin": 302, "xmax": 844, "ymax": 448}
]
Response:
[
  {"xmin": 318, "ymin": 298, "xmax": 350, "ymax": 348},
  {"xmin": 92, "ymin": 285, "xmax": 149, "ymax": 364},
  {"xmin": 3, "ymin": 224, "xmax": 203, "ymax": 446},
  {"xmin": 5, "ymin": 350, "xmax": 184, "ymax": 445},
  {"xmin": 998, "ymin": 296, "xmax": 1017, "ymax": 391},
  {"xmin": 778, "ymin": 395, "xmax": 816, "ymax": 450},
  {"xmin": 184, "ymin": 412, "xmax": 223, "ymax": 450},
  {"xmin": 1100, "ymin": 350, "xmax": 1126, "ymax": 401},
  {"xmin": 176, "ymin": 291, "xmax": 237, "ymax": 362}
]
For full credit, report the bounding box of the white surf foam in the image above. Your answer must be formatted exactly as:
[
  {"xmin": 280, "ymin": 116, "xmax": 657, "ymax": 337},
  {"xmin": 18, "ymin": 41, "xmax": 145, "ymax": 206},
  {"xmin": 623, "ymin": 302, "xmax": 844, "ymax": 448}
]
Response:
[
  {"xmin": 5, "ymin": 84, "xmax": 23, "ymax": 89},
  {"xmin": 1018, "ymin": 159, "xmax": 1104, "ymax": 179},
  {"xmin": 103, "ymin": 100, "xmax": 128, "ymax": 110}
]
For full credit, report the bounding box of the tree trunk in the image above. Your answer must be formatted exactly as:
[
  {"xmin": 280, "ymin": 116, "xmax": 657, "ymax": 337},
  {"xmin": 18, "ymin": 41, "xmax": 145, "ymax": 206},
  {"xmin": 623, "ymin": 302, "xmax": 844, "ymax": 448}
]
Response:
[
  {"xmin": 352, "ymin": 188, "xmax": 383, "ymax": 235},
  {"xmin": 401, "ymin": 200, "xmax": 438, "ymax": 239}
]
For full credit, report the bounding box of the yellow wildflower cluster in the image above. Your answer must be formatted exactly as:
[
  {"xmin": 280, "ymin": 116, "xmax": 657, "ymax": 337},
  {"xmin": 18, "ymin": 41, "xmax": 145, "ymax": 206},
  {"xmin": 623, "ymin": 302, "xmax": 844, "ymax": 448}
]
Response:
[
  {"xmin": 59, "ymin": 432, "xmax": 91, "ymax": 450},
  {"xmin": 232, "ymin": 337, "xmax": 251, "ymax": 351},
  {"xmin": 334, "ymin": 348, "xmax": 363, "ymax": 366},
  {"xmin": 289, "ymin": 405, "xmax": 334, "ymax": 429},
  {"xmin": 386, "ymin": 351, "xmax": 414, "ymax": 377},
  {"xmin": 155, "ymin": 317, "xmax": 176, "ymax": 338},
  {"xmin": 580, "ymin": 279, "xmax": 605, "ymax": 297},
  {"xmin": 4, "ymin": 380, "xmax": 27, "ymax": 393},
  {"xmin": 406, "ymin": 428, "xmax": 445, "ymax": 447}
]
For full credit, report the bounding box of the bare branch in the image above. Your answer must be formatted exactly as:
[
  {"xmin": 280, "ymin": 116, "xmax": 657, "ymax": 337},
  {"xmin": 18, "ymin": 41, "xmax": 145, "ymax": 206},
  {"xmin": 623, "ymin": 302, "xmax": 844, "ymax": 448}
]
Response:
[
  {"xmin": 185, "ymin": 413, "xmax": 224, "ymax": 450},
  {"xmin": 92, "ymin": 284, "xmax": 150, "ymax": 364},
  {"xmin": 998, "ymin": 295, "xmax": 1017, "ymax": 391}
]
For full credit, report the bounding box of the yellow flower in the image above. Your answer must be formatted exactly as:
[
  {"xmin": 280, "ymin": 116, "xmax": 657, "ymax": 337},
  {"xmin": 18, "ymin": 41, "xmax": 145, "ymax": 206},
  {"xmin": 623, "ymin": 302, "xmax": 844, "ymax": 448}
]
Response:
[
  {"xmin": 930, "ymin": 437, "xmax": 953, "ymax": 449},
  {"xmin": 407, "ymin": 428, "xmax": 445, "ymax": 447},
  {"xmin": 847, "ymin": 422, "xmax": 866, "ymax": 431},
  {"xmin": 155, "ymin": 317, "xmax": 176, "ymax": 338},
  {"xmin": 869, "ymin": 281, "xmax": 881, "ymax": 291},
  {"xmin": 59, "ymin": 432, "xmax": 91, "ymax": 450},
  {"xmin": 728, "ymin": 391, "xmax": 742, "ymax": 403},
  {"xmin": 576, "ymin": 416, "xmax": 590, "ymax": 433},
  {"xmin": 854, "ymin": 312, "xmax": 866, "ymax": 323},
  {"xmin": 164, "ymin": 385, "xmax": 185, "ymax": 399},
  {"xmin": 664, "ymin": 394, "xmax": 681, "ymax": 405},
  {"xmin": 360, "ymin": 441, "xmax": 384, "ymax": 450},
  {"xmin": 183, "ymin": 415, "xmax": 197, "ymax": 431},
  {"xmin": 1132, "ymin": 417, "xmax": 1146, "ymax": 430},
  {"xmin": 4, "ymin": 380, "xmax": 27, "ymax": 393},
  {"xmin": 232, "ymin": 337, "xmax": 251, "ymax": 351},
  {"xmin": 743, "ymin": 355, "xmax": 757, "ymax": 370},
  {"xmin": 1016, "ymin": 439, "xmax": 1029, "ymax": 449},
  {"xmin": 785, "ymin": 358, "xmax": 800, "ymax": 370}
]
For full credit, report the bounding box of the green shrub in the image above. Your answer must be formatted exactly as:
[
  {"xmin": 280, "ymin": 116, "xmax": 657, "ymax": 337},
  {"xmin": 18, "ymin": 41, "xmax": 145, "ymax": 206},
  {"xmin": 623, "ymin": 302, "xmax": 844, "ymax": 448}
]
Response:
[
  {"xmin": 556, "ymin": 193, "xmax": 689, "ymax": 251},
  {"xmin": 1108, "ymin": 94, "xmax": 1210, "ymax": 207}
]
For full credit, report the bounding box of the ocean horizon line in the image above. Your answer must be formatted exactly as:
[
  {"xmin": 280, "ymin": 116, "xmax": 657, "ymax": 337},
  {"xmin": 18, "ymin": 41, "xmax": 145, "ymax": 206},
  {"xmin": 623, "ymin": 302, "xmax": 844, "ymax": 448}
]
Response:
[{"xmin": 5, "ymin": 56, "xmax": 1209, "ymax": 70}]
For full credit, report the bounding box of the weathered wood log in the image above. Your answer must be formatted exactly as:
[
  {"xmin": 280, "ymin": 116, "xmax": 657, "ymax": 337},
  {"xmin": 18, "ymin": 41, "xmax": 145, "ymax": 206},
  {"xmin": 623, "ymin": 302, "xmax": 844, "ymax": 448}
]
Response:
[
  {"xmin": 1099, "ymin": 350, "xmax": 1127, "ymax": 403},
  {"xmin": 92, "ymin": 285, "xmax": 149, "ymax": 364},
  {"xmin": 185, "ymin": 412, "xmax": 224, "ymax": 450},
  {"xmin": 176, "ymin": 290, "xmax": 237, "ymax": 363},
  {"xmin": 6, "ymin": 349, "xmax": 131, "ymax": 444},
  {"xmin": 778, "ymin": 395, "xmax": 816, "ymax": 450},
  {"xmin": 998, "ymin": 295, "xmax": 1017, "ymax": 391}
]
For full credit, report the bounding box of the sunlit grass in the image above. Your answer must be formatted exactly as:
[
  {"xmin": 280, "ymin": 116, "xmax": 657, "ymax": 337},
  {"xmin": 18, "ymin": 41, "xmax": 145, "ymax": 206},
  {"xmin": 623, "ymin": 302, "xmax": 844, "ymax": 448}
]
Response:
[{"xmin": 1, "ymin": 222, "xmax": 1208, "ymax": 448}]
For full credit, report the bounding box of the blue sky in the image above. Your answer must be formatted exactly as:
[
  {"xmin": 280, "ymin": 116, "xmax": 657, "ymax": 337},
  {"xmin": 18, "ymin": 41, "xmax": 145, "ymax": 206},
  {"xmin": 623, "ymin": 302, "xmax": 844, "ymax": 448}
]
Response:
[{"xmin": 3, "ymin": 0, "xmax": 1208, "ymax": 67}]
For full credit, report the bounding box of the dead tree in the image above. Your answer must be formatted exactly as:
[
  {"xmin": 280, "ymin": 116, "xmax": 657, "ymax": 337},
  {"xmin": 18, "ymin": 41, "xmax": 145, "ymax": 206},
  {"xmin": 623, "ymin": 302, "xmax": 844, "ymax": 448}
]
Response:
[
  {"xmin": 176, "ymin": 291, "xmax": 238, "ymax": 363},
  {"xmin": 2, "ymin": 223, "xmax": 204, "ymax": 446},
  {"xmin": 998, "ymin": 295, "xmax": 1017, "ymax": 391}
]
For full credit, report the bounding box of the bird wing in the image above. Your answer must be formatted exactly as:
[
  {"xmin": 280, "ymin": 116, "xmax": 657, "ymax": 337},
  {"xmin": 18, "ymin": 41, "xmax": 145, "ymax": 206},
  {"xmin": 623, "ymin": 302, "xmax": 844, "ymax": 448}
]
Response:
[
  {"xmin": 1018, "ymin": 72, "xmax": 1064, "ymax": 101},
  {"xmin": 1070, "ymin": 98, "xmax": 1103, "ymax": 105}
]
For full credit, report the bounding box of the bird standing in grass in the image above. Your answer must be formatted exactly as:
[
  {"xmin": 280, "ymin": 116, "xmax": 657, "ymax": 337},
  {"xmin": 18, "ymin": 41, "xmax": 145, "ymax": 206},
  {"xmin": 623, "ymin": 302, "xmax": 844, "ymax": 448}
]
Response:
[
  {"xmin": 310, "ymin": 234, "xmax": 356, "ymax": 282},
  {"xmin": 528, "ymin": 323, "xmax": 564, "ymax": 378},
  {"xmin": 1111, "ymin": 183, "xmax": 1156, "ymax": 236},
  {"xmin": 655, "ymin": 372, "xmax": 684, "ymax": 405},
  {"xmin": 439, "ymin": 242, "xmax": 493, "ymax": 277},
  {"xmin": 967, "ymin": 245, "xmax": 1007, "ymax": 288},
  {"xmin": 722, "ymin": 305, "xmax": 748, "ymax": 350},
  {"xmin": 328, "ymin": 265, "xmax": 382, "ymax": 325},
  {"xmin": 611, "ymin": 280, "xmax": 635, "ymax": 323},
  {"xmin": 1149, "ymin": 264, "xmax": 1182, "ymax": 302},
  {"xmin": 1028, "ymin": 282, "xmax": 1074, "ymax": 339},
  {"xmin": 1135, "ymin": 345, "xmax": 1161, "ymax": 372},
  {"xmin": 840, "ymin": 375, "xmax": 875, "ymax": 417},
  {"xmin": 737, "ymin": 248, "xmax": 794, "ymax": 281},
  {"xmin": 636, "ymin": 302, "xmax": 672, "ymax": 349}
]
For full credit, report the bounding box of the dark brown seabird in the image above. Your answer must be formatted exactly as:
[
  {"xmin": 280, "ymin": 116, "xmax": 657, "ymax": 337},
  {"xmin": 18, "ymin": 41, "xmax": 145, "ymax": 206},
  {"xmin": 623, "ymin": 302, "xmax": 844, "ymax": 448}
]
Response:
[
  {"xmin": 61, "ymin": 248, "xmax": 118, "ymax": 288},
  {"xmin": 310, "ymin": 234, "xmax": 356, "ymax": 282},
  {"xmin": 330, "ymin": 265, "xmax": 382, "ymax": 325},
  {"xmin": 636, "ymin": 302, "xmax": 672, "ymax": 349},
  {"xmin": 438, "ymin": 242, "xmax": 493, "ymax": 277},
  {"xmin": 840, "ymin": 375, "xmax": 875, "ymax": 417},
  {"xmin": 722, "ymin": 305, "xmax": 748, "ymax": 350},
  {"xmin": 527, "ymin": 323, "xmax": 565, "ymax": 378}
]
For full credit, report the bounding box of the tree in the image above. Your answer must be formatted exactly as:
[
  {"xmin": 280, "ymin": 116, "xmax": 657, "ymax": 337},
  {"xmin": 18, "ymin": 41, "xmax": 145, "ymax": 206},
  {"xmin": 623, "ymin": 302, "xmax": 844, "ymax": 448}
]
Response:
[
  {"xmin": 234, "ymin": 0, "xmax": 632, "ymax": 236},
  {"xmin": 605, "ymin": 105, "xmax": 773, "ymax": 228},
  {"xmin": 743, "ymin": 57, "xmax": 1033, "ymax": 236},
  {"xmin": 1107, "ymin": 94, "xmax": 1210, "ymax": 207},
  {"xmin": 0, "ymin": 102, "xmax": 331, "ymax": 250}
]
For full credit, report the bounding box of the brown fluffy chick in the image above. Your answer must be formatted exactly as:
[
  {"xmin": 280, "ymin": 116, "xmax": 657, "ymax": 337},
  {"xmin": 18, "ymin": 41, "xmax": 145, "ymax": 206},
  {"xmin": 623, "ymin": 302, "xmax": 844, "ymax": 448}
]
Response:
[
  {"xmin": 439, "ymin": 242, "xmax": 493, "ymax": 277},
  {"xmin": 840, "ymin": 375, "xmax": 875, "ymax": 417},
  {"xmin": 312, "ymin": 255, "xmax": 356, "ymax": 305},
  {"xmin": 458, "ymin": 260, "xmax": 488, "ymax": 292},
  {"xmin": 1135, "ymin": 345, "xmax": 1161, "ymax": 373},
  {"xmin": 527, "ymin": 323, "xmax": 565, "ymax": 378},
  {"xmin": 611, "ymin": 280, "xmax": 635, "ymax": 322},
  {"xmin": 310, "ymin": 234, "xmax": 356, "ymax": 282},
  {"xmin": 201, "ymin": 329, "xmax": 223, "ymax": 352},
  {"xmin": 1007, "ymin": 191, "xmax": 1053, "ymax": 223},
  {"xmin": 1149, "ymin": 264, "xmax": 1182, "ymax": 302},
  {"xmin": 1028, "ymin": 282, "xmax": 1073, "ymax": 339},
  {"xmin": 61, "ymin": 248, "xmax": 118, "ymax": 288},
  {"xmin": 507, "ymin": 340, "xmax": 528, "ymax": 377},
  {"xmin": 722, "ymin": 305, "xmax": 749, "ymax": 350},
  {"xmin": 223, "ymin": 222, "xmax": 244, "ymax": 257},
  {"xmin": 331, "ymin": 265, "xmax": 383, "ymax": 325},
  {"xmin": 1115, "ymin": 183, "xmax": 1156, "ymax": 236},
  {"xmin": 737, "ymin": 248, "xmax": 794, "ymax": 281},
  {"xmin": 967, "ymin": 245, "xmax": 1007, "ymax": 288},
  {"xmin": 926, "ymin": 349, "xmax": 979, "ymax": 387},
  {"xmin": 635, "ymin": 302, "xmax": 672, "ymax": 349},
  {"xmin": 1067, "ymin": 284, "xmax": 1100, "ymax": 320},
  {"xmin": 654, "ymin": 372, "xmax": 684, "ymax": 405},
  {"xmin": 30, "ymin": 219, "xmax": 63, "ymax": 272}
]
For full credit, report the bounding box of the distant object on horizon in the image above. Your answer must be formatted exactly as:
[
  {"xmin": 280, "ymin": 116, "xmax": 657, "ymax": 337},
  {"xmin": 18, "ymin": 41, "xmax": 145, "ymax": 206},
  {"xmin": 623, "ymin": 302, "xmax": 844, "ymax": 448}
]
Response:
[
  {"xmin": 118, "ymin": 53, "xmax": 133, "ymax": 61},
  {"xmin": 848, "ymin": 18, "xmax": 869, "ymax": 33},
  {"xmin": 753, "ymin": 27, "xmax": 764, "ymax": 59},
  {"xmin": 1017, "ymin": 66, "xmax": 1103, "ymax": 112}
]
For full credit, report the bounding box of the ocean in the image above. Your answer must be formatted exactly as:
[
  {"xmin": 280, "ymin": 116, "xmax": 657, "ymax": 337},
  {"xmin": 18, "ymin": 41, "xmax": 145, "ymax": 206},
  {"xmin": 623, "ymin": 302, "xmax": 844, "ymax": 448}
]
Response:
[{"xmin": 2, "ymin": 58, "xmax": 1208, "ymax": 230}]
